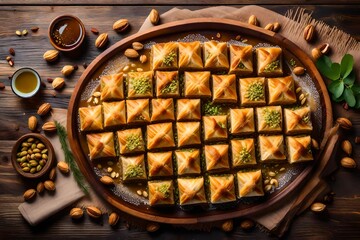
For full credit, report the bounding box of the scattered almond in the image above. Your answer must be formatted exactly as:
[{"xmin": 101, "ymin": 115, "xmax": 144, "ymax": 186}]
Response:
[
  {"xmin": 108, "ymin": 212, "xmax": 120, "ymax": 226},
  {"xmin": 70, "ymin": 207, "xmax": 84, "ymax": 219},
  {"xmin": 42, "ymin": 121, "xmax": 57, "ymax": 132},
  {"xmin": 86, "ymin": 206, "xmax": 102, "ymax": 219},
  {"xmin": 9, "ymin": 48, "xmax": 15, "ymax": 56},
  {"xmin": 44, "ymin": 180, "xmax": 56, "ymax": 191},
  {"xmin": 319, "ymin": 43, "xmax": 330, "ymax": 55},
  {"xmin": 36, "ymin": 182, "xmax": 44, "ymax": 194},
  {"xmin": 336, "ymin": 117, "xmax": 352, "ymax": 130},
  {"xmin": 6, "ymin": 57, "xmax": 14, "ymax": 67},
  {"xmin": 139, "ymin": 55, "xmax": 147, "ymax": 63},
  {"xmin": 311, "ymin": 48, "xmax": 322, "ymax": 60},
  {"xmin": 90, "ymin": 27, "xmax": 99, "ymax": 35},
  {"xmin": 221, "ymin": 220, "xmax": 233, "ymax": 232},
  {"xmin": 52, "ymin": 77, "xmax": 65, "ymax": 90},
  {"xmin": 293, "ymin": 66, "xmax": 305, "ymax": 75},
  {"xmin": 0, "ymin": 82, "xmax": 5, "ymax": 89},
  {"xmin": 312, "ymin": 138, "xmax": 319, "ymax": 150},
  {"xmin": 23, "ymin": 189, "xmax": 36, "ymax": 201},
  {"xmin": 355, "ymin": 136, "xmax": 360, "ymax": 144},
  {"xmin": 304, "ymin": 24, "xmax": 315, "ymax": 42},
  {"xmin": 15, "ymin": 30, "xmax": 22, "ymax": 36},
  {"xmin": 341, "ymin": 140, "xmax": 352, "ymax": 155},
  {"xmin": 273, "ymin": 22, "xmax": 281, "ymax": 32},
  {"xmin": 149, "ymin": 9, "xmax": 160, "ymax": 25},
  {"xmin": 49, "ymin": 167, "xmax": 56, "ymax": 181},
  {"xmin": 113, "ymin": 19, "xmax": 129, "ymax": 32},
  {"xmin": 57, "ymin": 161, "xmax": 70, "ymax": 174},
  {"xmin": 240, "ymin": 219, "xmax": 255, "ymax": 230},
  {"xmin": 95, "ymin": 33, "xmax": 109, "ymax": 48},
  {"xmin": 31, "ymin": 26, "xmax": 39, "ymax": 32},
  {"xmin": 340, "ymin": 157, "xmax": 356, "ymax": 169},
  {"xmin": 22, "ymin": 29, "xmax": 28, "ymax": 36},
  {"xmin": 146, "ymin": 222, "xmax": 160, "ymax": 232},
  {"xmin": 248, "ymin": 15, "xmax": 258, "ymax": 26},
  {"xmin": 100, "ymin": 175, "xmax": 114, "ymax": 185},
  {"xmin": 132, "ymin": 42, "xmax": 144, "ymax": 51},
  {"xmin": 61, "ymin": 65, "xmax": 75, "ymax": 76},
  {"xmin": 28, "ymin": 116, "xmax": 38, "ymax": 131},
  {"xmin": 124, "ymin": 48, "xmax": 139, "ymax": 59},
  {"xmin": 264, "ymin": 23, "xmax": 274, "ymax": 31},
  {"xmin": 37, "ymin": 103, "xmax": 52, "ymax": 116},
  {"xmin": 311, "ymin": 202, "xmax": 326, "ymax": 212},
  {"xmin": 43, "ymin": 50, "xmax": 59, "ymax": 62},
  {"xmin": 235, "ymin": 35, "xmax": 241, "ymax": 40}
]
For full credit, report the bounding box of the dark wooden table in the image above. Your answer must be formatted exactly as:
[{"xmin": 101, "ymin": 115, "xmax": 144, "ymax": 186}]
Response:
[{"xmin": 0, "ymin": 1, "xmax": 359, "ymax": 239}]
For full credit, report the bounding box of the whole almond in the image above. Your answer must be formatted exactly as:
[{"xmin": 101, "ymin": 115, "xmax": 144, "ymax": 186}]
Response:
[
  {"xmin": 49, "ymin": 167, "xmax": 56, "ymax": 181},
  {"xmin": 132, "ymin": 42, "xmax": 144, "ymax": 51},
  {"xmin": 44, "ymin": 180, "xmax": 56, "ymax": 191},
  {"xmin": 86, "ymin": 206, "xmax": 102, "ymax": 219},
  {"xmin": 355, "ymin": 136, "xmax": 360, "ymax": 144},
  {"xmin": 341, "ymin": 140, "xmax": 352, "ymax": 155},
  {"xmin": 43, "ymin": 50, "xmax": 59, "ymax": 62},
  {"xmin": 37, "ymin": 103, "xmax": 52, "ymax": 116},
  {"xmin": 311, "ymin": 48, "xmax": 322, "ymax": 60},
  {"xmin": 264, "ymin": 23, "xmax": 274, "ymax": 31},
  {"xmin": 23, "ymin": 189, "xmax": 36, "ymax": 201},
  {"xmin": 70, "ymin": 207, "xmax": 84, "ymax": 219},
  {"xmin": 90, "ymin": 27, "xmax": 99, "ymax": 35},
  {"xmin": 31, "ymin": 26, "xmax": 39, "ymax": 32},
  {"xmin": 108, "ymin": 212, "xmax": 120, "ymax": 226},
  {"xmin": 336, "ymin": 117, "xmax": 352, "ymax": 130},
  {"xmin": 248, "ymin": 15, "xmax": 258, "ymax": 26},
  {"xmin": 124, "ymin": 48, "xmax": 139, "ymax": 59},
  {"xmin": 293, "ymin": 66, "xmax": 305, "ymax": 75},
  {"xmin": 36, "ymin": 182, "xmax": 45, "ymax": 194},
  {"xmin": 139, "ymin": 55, "xmax": 147, "ymax": 64},
  {"xmin": 57, "ymin": 161, "xmax": 70, "ymax": 174},
  {"xmin": 52, "ymin": 77, "xmax": 65, "ymax": 90},
  {"xmin": 146, "ymin": 222, "xmax": 160, "ymax": 232},
  {"xmin": 9, "ymin": 48, "xmax": 15, "ymax": 56},
  {"xmin": 28, "ymin": 116, "xmax": 38, "ymax": 131},
  {"xmin": 113, "ymin": 19, "xmax": 129, "ymax": 32},
  {"xmin": 311, "ymin": 138, "xmax": 319, "ymax": 150},
  {"xmin": 61, "ymin": 65, "xmax": 74, "ymax": 76},
  {"xmin": 304, "ymin": 24, "xmax": 315, "ymax": 42},
  {"xmin": 100, "ymin": 175, "xmax": 114, "ymax": 185},
  {"xmin": 311, "ymin": 202, "xmax": 326, "ymax": 212},
  {"xmin": 221, "ymin": 220, "xmax": 233, "ymax": 232},
  {"xmin": 319, "ymin": 43, "xmax": 330, "ymax": 55},
  {"xmin": 42, "ymin": 121, "xmax": 57, "ymax": 132},
  {"xmin": 95, "ymin": 33, "xmax": 109, "ymax": 48},
  {"xmin": 273, "ymin": 22, "xmax": 281, "ymax": 32},
  {"xmin": 240, "ymin": 219, "xmax": 255, "ymax": 230},
  {"xmin": 341, "ymin": 157, "xmax": 356, "ymax": 168},
  {"xmin": 149, "ymin": 9, "xmax": 160, "ymax": 25}
]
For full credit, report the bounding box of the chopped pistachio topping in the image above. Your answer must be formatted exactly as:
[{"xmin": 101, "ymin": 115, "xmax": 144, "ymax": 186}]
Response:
[
  {"xmin": 125, "ymin": 134, "xmax": 142, "ymax": 151},
  {"xmin": 234, "ymin": 148, "xmax": 251, "ymax": 164},
  {"xmin": 131, "ymin": 76, "xmax": 151, "ymax": 94},
  {"xmin": 124, "ymin": 164, "xmax": 144, "ymax": 178},
  {"xmin": 263, "ymin": 108, "xmax": 281, "ymax": 128},
  {"xmin": 245, "ymin": 82, "xmax": 264, "ymax": 101},
  {"xmin": 237, "ymin": 62, "xmax": 246, "ymax": 69},
  {"xmin": 163, "ymin": 51, "xmax": 177, "ymax": 66},
  {"xmin": 264, "ymin": 60, "xmax": 280, "ymax": 72},
  {"xmin": 156, "ymin": 183, "xmax": 170, "ymax": 198},
  {"xmin": 161, "ymin": 79, "xmax": 178, "ymax": 94},
  {"xmin": 204, "ymin": 102, "xmax": 223, "ymax": 115},
  {"xmin": 302, "ymin": 114, "xmax": 310, "ymax": 124},
  {"xmin": 289, "ymin": 58, "xmax": 297, "ymax": 67}
]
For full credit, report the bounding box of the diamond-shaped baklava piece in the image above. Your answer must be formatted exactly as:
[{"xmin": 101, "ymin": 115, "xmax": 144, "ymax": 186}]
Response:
[
  {"xmin": 212, "ymin": 74, "xmax": 238, "ymax": 103},
  {"xmin": 127, "ymin": 71, "xmax": 153, "ymax": 98},
  {"xmin": 256, "ymin": 47, "xmax": 283, "ymax": 77},
  {"xmin": 175, "ymin": 149, "xmax": 201, "ymax": 176},
  {"xmin": 100, "ymin": 72, "xmax": 124, "ymax": 101},
  {"xmin": 126, "ymin": 99, "xmax": 150, "ymax": 124},
  {"xmin": 176, "ymin": 122, "xmax": 201, "ymax": 147},
  {"xmin": 102, "ymin": 101, "xmax": 126, "ymax": 128},
  {"xmin": 203, "ymin": 115, "xmax": 228, "ymax": 142},
  {"xmin": 177, "ymin": 99, "xmax": 201, "ymax": 121},
  {"xmin": 230, "ymin": 108, "xmax": 255, "ymax": 135},
  {"xmin": 184, "ymin": 71, "xmax": 211, "ymax": 98},
  {"xmin": 147, "ymin": 123, "xmax": 175, "ymax": 150},
  {"xmin": 286, "ymin": 136, "xmax": 313, "ymax": 164},
  {"xmin": 256, "ymin": 106, "xmax": 283, "ymax": 133},
  {"xmin": 258, "ymin": 135, "xmax": 286, "ymax": 162},
  {"xmin": 204, "ymin": 144, "xmax": 230, "ymax": 172},
  {"xmin": 148, "ymin": 180, "xmax": 175, "ymax": 206},
  {"xmin": 155, "ymin": 71, "xmax": 180, "ymax": 98},
  {"xmin": 152, "ymin": 42, "xmax": 178, "ymax": 70},
  {"xmin": 239, "ymin": 77, "xmax": 266, "ymax": 106},
  {"xmin": 267, "ymin": 76, "xmax": 296, "ymax": 105},
  {"xmin": 178, "ymin": 177, "xmax": 207, "ymax": 206},
  {"xmin": 178, "ymin": 41, "xmax": 203, "ymax": 70},
  {"xmin": 86, "ymin": 132, "xmax": 116, "ymax": 160},
  {"xmin": 151, "ymin": 98, "xmax": 175, "ymax": 122},
  {"xmin": 117, "ymin": 128, "xmax": 145, "ymax": 154},
  {"xmin": 231, "ymin": 138, "xmax": 257, "ymax": 168},
  {"xmin": 79, "ymin": 105, "xmax": 103, "ymax": 131},
  {"xmin": 237, "ymin": 170, "xmax": 264, "ymax": 198},
  {"xmin": 121, "ymin": 154, "xmax": 147, "ymax": 181},
  {"xmin": 229, "ymin": 45, "xmax": 253, "ymax": 75},
  {"xmin": 203, "ymin": 41, "xmax": 229, "ymax": 69},
  {"xmin": 284, "ymin": 106, "xmax": 313, "ymax": 135},
  {"xmin": 147, "ymin": 151, "xmax": 173, "ymax": 177},
  {"xmin": 209, "ymin": 174, "xmax": 236, "ymax": 204}
]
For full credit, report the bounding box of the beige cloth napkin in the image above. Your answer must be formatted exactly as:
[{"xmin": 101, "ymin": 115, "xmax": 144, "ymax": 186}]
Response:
[{"xmin": 18, "ymin": 109, "xmax": 85, "ymax": 226}]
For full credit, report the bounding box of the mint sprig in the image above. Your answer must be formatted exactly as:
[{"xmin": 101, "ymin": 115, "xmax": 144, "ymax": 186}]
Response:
[{"xmin": 316, "ymin": 54, "xmax": 360, "ymax": 108}]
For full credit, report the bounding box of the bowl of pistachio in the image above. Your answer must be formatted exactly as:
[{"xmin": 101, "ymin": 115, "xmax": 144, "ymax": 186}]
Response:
[{"xmin": 11, "ymin": 133, "xmax": 56, "ymax": 179}]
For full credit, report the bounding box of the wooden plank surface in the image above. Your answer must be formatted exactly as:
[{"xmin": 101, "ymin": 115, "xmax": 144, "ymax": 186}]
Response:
[{"xmin": 0, "ymin": 4, "xmax": 359, "ymax": 240}]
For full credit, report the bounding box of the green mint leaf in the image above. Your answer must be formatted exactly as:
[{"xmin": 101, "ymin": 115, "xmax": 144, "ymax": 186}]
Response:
[
  {"xmin": 344, "ymin": 88, "xmax": 356, "ymax": 107},
  {"xmin": 340, "ymin": 54, "xmax": 354, "ymax": 78},
  {"xmin": 316, "ymin": 56, "xmax": 339, "ymax": 81},
  {"xmin": 343, "ymin": 70, "xmax": 355, "ymax": 86},
  {"xmin": 331, "ymin": 63, "xmax": 341, "ymax": 79},
  {"xmin": 328, "ymin": 80, "xmax": 344, "ymax": 98},
  {"xmin": 331, "ymin": 92, "xmax": 345, "ymax": 102}
]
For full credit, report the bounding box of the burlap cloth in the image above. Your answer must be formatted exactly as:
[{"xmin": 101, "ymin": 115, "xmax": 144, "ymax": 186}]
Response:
[{"xmin": 18, "ymin": 5, "xmax": 360, "ymax": 237}]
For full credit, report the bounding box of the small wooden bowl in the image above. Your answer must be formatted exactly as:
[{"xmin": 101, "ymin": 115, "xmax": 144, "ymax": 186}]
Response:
[
  {"xmin": 48, "ymin": 15, "xmax": 86, "ymax": 52},
  {"xmin": 11, "ymin": 133, "xmax": 56, "ymax": 179}
]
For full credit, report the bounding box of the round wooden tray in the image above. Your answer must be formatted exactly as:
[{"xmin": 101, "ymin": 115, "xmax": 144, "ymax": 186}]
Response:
[{"xmin": 67, "ymin": 18, "xmax": 333, "ymax": 224}]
